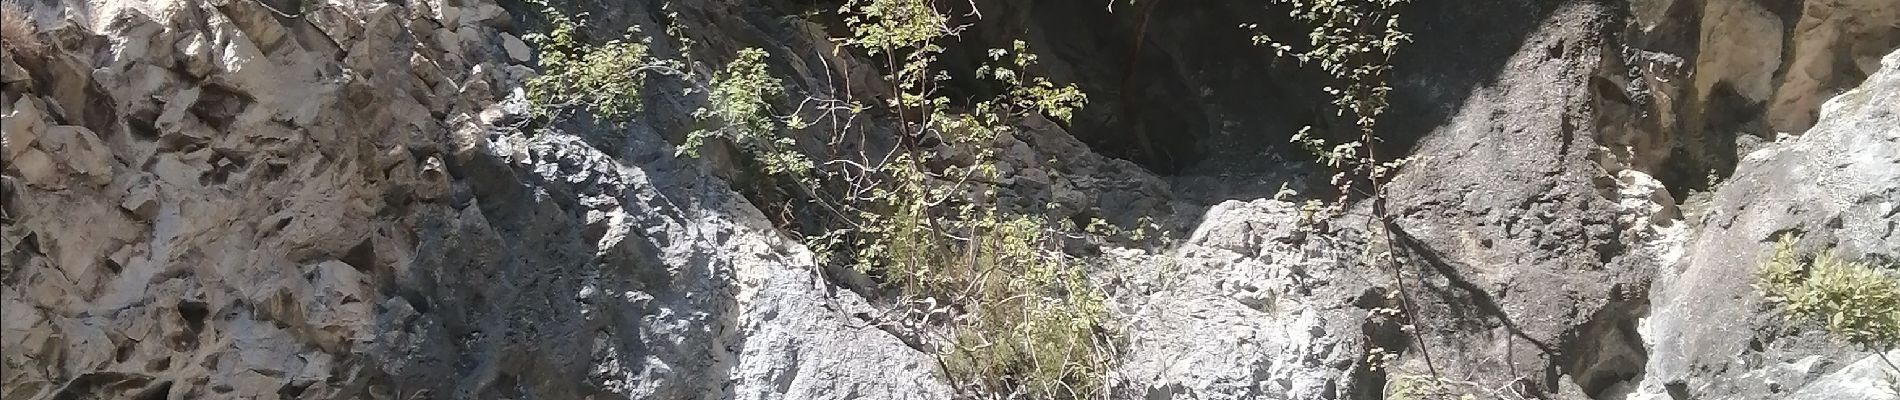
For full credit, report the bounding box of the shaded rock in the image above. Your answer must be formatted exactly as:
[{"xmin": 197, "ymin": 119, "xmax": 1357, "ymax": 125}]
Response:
[{"xmin": 1622, "ymin": 0, "xmax": 1900, "ymax": 193}]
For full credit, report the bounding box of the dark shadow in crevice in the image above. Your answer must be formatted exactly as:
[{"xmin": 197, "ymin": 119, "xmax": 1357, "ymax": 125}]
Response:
[
  {"xmin": 1388, "ymin": 221, "xmax": 1560, "ymax": 355},
  {"xmin": 1386, "ymin": 228, "xmax": 1571, "ymax": 398},
  {"xmin": 1560, "ymin": 284, "xmax": 1651, "ymax": 399},
  {"xmin": 1662, "ymin": 81, "xmax": 1766, "ymax": 199},
  {"xmin": 956, "ymin": 0, "xmax": 1579, "ymax": 216},
  {"xmin": 1381, "ymin": 0, "xmax": 1574, "ymax": 156}
]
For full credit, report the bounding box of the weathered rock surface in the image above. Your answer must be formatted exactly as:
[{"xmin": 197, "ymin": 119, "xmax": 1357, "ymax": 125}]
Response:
[
  {"xmin": 3, "ymin": 0, "xmax": 1897, "ymax": 399},
  {"xmin": 1621, "ymin": 0, "xmax": 1900, "ymax": 193},
  {"xmin": 1, "ymin": 0, "xmax": 942, "ymax": 398},
  {"xmin": 1106, "ymin": 199, "xmax": 1385, "ymax": 400},
  {"xmin": 1634, "ymin": 48, "xmax": 1900, "ymax": 400}
]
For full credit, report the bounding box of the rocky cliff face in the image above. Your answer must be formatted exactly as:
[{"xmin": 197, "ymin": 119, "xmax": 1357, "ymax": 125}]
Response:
[
  {"xmin": 0, "ymin": 1, "xmax": 943, "ymax": 398},
  {"xmin": 1, "ymin": 0, "xmax": 1895, "ymax": 400},
  {"xmin": 1638, "ymin": 49, "xmax": 1900, "ymax": 400}
]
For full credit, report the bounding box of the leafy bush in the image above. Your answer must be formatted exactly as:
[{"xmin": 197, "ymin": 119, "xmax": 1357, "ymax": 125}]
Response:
[
  {"xmin": 521, "ymin": 0, "xmax": 663, "ymax": 125},
  {"xmin": 1248, "ymin": 0, "xmax": 1439, "ymax": 382},
  {"xmin": 837, "ymin": 40, "xmax": 1108, "ymax": 400},
  {"xmin": 1758, "ymin": 234, "xmax": 1900, "ymax": 349},
  {"xmin": 681, "ymin": 48, "xmax": 812, "ymax": 178},
  {"xmin": 1249, "ymin": 0, "xmax": 1414, "ymax": 212},
  {"xmin": 943, "ymin": 215, "xmax": 1112, "ymax": 399},
  {"xmin": 1386, "ymin": 375, "xmax": 1469, "ymax": 400},
  {"xmin": 824, "ymin": 1, "xmax": 1111, "ymax": 397},
  {"xmin": 522, "ymin": 0, "xmax": 1115, "ymax": 397}
]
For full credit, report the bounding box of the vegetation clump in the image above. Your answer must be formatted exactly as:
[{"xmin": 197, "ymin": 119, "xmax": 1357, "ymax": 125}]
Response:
[
  {"xmin": 509, "ymin": 0, "xmax": 1119, "ymax": 396},
  {"xmin": 1758, "ymin": 234, "xmax": 1900, "ymax": 349},
  {"xmin": 521, "ymin": 0, "xmax": 667, "ymax": 125},
  {"xmin": 681, "ymin": 48, "xmax": 812, "ymax": 178},
  {"xmin": 1758, "ymin": 233, "xmax": 1900, "ymax": 394},
  {"xmin": 1247, "ymin": 0, "xmax": 1440, "ymax": 384},
  {"xmin": 1, "ymin": 1, "xmax": 43, "ymax": 60},
  {"xmin": 823, "ymin": 1, "xmax": 1111, "ymax": 395}
]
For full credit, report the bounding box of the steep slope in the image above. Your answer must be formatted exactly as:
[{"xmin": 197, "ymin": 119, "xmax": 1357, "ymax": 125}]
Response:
[
  {"xmin": 1637, "ymin": 48, "xmax": 1900, "ymax": 400},
  {"xmin": 2, "ymin": 0, "xmax": 1896, "ymax": 399},
  {"xmin": 1, "ymin": 0, "xmax": 941, "ymax": 398}
]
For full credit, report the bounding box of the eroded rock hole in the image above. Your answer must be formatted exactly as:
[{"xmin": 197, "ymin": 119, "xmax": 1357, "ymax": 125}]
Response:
[
  {"xmin": 1563, "ymin": 288, "xmax": 1651, "ymax": 400},
  {"xmin": 177, "ymin": 301, "xmax": 209, "ymax": 336},
  {"xmin": 341, "ymin": 239, "xmax": 378, "ymax": 274}
]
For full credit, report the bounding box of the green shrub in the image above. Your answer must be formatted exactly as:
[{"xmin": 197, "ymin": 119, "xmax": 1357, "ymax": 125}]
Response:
[
  {"xmin": 680, "ymin": 48, "xmax": 812, "ymax": 178},
  {"xmin": 1759, "ymin": 234, "xmax": 1900, "ymax": 395},
  {"xmin": 520, "ymin": 1, "xmax": 1116, "ymax": 397},
  {"xmin": 1250, "ymin": 0, "xmax": 1414, "ymax": 213},
  {"xmin": 839, "ymin": 54, "xmax": 1109, "ymax": 397},
  {"xmin": 1386, "ymin": 375, "xmax": 1475, "ymax": 400},
  {"xmin": 1758, "ymin": 234, "xmax": 1900, "ymax": 349},
  {"xmin": 825, "ymin": 1, "xmax": 1111, "ymax": 396},
  {"xmin": 521, "ymin": 0, "xmax": 659, "ymax": 125},
  {"xmin": 930, "ymin": 215, "xmax": 1109, "ymax": 397}
]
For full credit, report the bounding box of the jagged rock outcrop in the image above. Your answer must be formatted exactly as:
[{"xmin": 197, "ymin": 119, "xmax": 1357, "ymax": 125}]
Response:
[
  {"xmin": 1619, "ymin": 0, "xmax": 1900, "ymax": 193},
  {"xmin": 1635, "ymin": 48, "xmax": 1900, "ymax": 400},
  {"xmin": 1105, "ymin": 0, "xmax": 1898, "ymax": 398},
  {"xmin": 1105, "ymin": 199, "xmax": 1384, "ymax": 399},
  {"xmin": 1, "ymin": 0, "xmax": 941, "ymax": 398},
  {"xmin": 3, "ymin": 0, "xmax": 1896, "ymax": 399}
]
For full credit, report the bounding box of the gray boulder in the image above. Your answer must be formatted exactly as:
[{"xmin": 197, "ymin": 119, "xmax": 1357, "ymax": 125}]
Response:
[{"xmin": 1636, "ymin": 48, "xmax": 1900, "ymax": 400}]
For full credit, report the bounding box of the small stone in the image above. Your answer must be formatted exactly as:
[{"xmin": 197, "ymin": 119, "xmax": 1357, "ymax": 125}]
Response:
[
  {"xmin": 40, "ymin": 126, "xmax": 113, "ymax": 186},
  {"xmin": 155, "ymin": 86, "xmax": 202, "ymax": 133},
  {"xmin": 151, "ymin": 152, "xmax": 207, "ymax": 188},
  {"xmin": 434, "ymin": 27, "xmax": 461, "ymax": 56},
  {"xmin": 2, "ymin": 97, "xmax": 45, "ymax": 159},
  {"xmin": 0, "ymin": 56, "xmax": 28, "ymax": 84},
  {"xmin": 175, "ymin": 33, "xmax": 214, "ymax": 78},
  {"xmin": 108, "ymin": 244, "xmax": 135, "ymax": 269},
  {"xmin": 12, "ymin": 148, "xmax": 58, "ymax": 187},
  {"xmin": 465, "ymin": 4, "xmax": 512, "ymax": 28},
  {"xmin": 435, "ymin": 0, "xmax": 462, "ymax": 27},
  {"xmin": 500, "ymin": 33, "xmax": 531, "ymax": 63},
  {"xmin": 121, "ymin": 182, "xmax": 160, "ymax": 220}
]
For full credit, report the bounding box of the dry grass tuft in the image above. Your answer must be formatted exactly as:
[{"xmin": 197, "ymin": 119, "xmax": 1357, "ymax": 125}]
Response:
[{"xmin": 1, "ymin": 1, "xmax": 44, "ymax": 60}]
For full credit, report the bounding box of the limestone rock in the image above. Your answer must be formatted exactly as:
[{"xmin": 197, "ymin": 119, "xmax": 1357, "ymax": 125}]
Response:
[
  {"xmin": 500, "ymin": 32, "xmax": 530, "ymax": 62},
  {"xmin": 1111, "ymin": 199, "xmax": 1375, "ymax": 400},
  {"xmin": 1, "ymin": 97, "xmax": 44, "ymax": 160},
  {"xmin": 1620, "ymin": 0, "xmax": 1900, "ymax": 191},
  {"xmin": 0, "ymin": 1, "xmax": 950, "ymax": 398},
  {"xmin": 0, "ymin": 56, "xmax": 26, "ymax": 84},
  {"xmin": 3, "ymin": 0, "xmax": 1895, "ymax": 399},
  {"xmin": 119, "ymin": 180, "xmax": 160, "ymax": 220},
  {"xmin": 38, "ymin": 126, "xmax": 114, "ymax": 186},
  {"xmin": 1636, "ymin": 48, "xmax": 1900, "ymax": 400}
]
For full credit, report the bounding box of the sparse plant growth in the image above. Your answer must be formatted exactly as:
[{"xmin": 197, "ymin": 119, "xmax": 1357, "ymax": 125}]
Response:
[
  {"xmin": 1757, "ymin": 234, "xmax": 1900, "ymax": 391},
  {"xmin": 1387, "ymin": 374, "xmax": 1526, "ymax": 400},
  {"xmin": 514, "ymin": 0, "xmax": 1122, "ymax": 396},
  {"xmin": 1386, "ymin": 374, "xmax": 1460, "ymax": 400},
  {"xmin": 1247, "ymin": 0, "xmax": 1436, "ymax": 381},
  {"xmin": 681, "ymin": 48, "xmax": 813, "ymax": 178},
  {"xmin": 521, "ymin": 0, "xmax": 673, "ymax": 126},
  {"xmin": 821, "ymin": 1, "xmax": 1114, "ymax": 394},
  {"xmin": 1, "ymin": 1, "xmax": 43, "ymax": 60},
  {"xmin": 1758, "ymin": 234, "xmax": 1900, "ymax": 349},
  {"xmin": 1249, "ymin": 0, "xmax": 1415, "ymax": 213}
]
